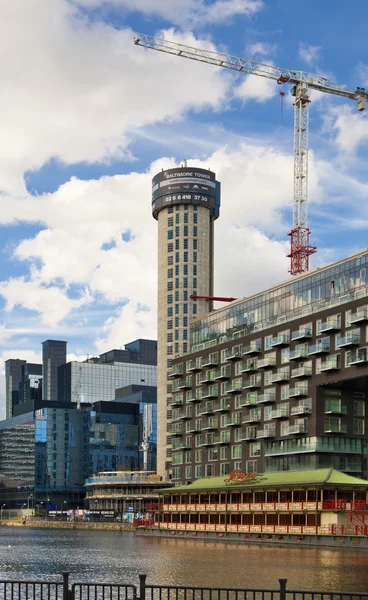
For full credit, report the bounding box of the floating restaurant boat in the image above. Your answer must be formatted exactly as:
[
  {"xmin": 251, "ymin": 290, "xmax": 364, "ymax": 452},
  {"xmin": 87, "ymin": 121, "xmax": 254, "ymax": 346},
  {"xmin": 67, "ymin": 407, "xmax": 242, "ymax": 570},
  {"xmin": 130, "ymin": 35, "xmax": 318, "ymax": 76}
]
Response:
[{"xmin": 136, "ymin": 469, "xmax": 368, "ymax": 548}]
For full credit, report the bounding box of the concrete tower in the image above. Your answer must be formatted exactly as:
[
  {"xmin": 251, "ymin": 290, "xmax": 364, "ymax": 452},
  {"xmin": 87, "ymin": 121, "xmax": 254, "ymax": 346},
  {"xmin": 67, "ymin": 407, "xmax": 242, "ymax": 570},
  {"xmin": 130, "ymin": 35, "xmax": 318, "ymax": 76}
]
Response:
[{"xmin": 152, "ymin": 166, "xmax": 221, "ymax": 479}]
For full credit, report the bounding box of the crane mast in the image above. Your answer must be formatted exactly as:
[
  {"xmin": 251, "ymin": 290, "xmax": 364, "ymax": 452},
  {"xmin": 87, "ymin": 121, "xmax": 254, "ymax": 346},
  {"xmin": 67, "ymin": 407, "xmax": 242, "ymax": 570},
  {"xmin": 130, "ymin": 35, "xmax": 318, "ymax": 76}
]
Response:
[{"xmin": 134, "ymin": 33, "xmax": 367, "ymax": 275}]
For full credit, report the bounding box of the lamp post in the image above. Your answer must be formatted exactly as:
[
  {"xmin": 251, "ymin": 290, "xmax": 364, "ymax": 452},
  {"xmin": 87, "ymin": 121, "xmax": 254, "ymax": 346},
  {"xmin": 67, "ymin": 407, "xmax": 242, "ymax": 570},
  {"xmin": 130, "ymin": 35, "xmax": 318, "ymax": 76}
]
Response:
[
  {"xmin": 27, "ymin": 494, "xmax": 33, "ymax": 515},
  {"xmin": 1, "ymin": 504, "xmax": 5, "ymax": 521}
]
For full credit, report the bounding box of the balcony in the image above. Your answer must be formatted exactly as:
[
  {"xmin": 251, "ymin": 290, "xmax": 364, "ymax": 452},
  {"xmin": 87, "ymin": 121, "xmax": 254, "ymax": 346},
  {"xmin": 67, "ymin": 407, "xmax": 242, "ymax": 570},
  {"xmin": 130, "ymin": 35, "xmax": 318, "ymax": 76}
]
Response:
[
  {"xmin": 241, "ymin": 359, "xmax": 258, "ymax": 373},
  {"xmin": 288, "ymin": 423, "xmax": 308, "ymax": 435},
  {"xmin": 291, "ymin": 328, "xmax": 312, "ymax": 341},
  {"xmin": 271, "ymin": 334, "xmax": 290, "ymax": 347},
  {"xmin": 271, "ymin": 407, "xmax": 289, "ymax": 419},
  {"xmin": 198, "ymin": 402, "xmax": 215, "ymax": 415},
  {"xmin": 225, "ymin": 348, "xmax": 243, "ymax": 361},
  {"xmin": 290, "ymin": 400, "xmax": 312, "ymax": 416},
  {"xmin": 169, "ymin": 396, "xmax": 184, "ymax": 407},
  {"xmin": 325, "ymin": 405, "xmax": 348, "ymax": 415},
  {"xmin": 325, "ymin": 423, "xmax": 348, "ymax": 434},
  {"xmin": 200, "ymin": 372, "xmax": 216, "ymax": 384},
  {"xmin": 243, "ymin": 409, "xmax": 261, "ymax": 423},
  {"xmin": 350, "ymin": 309, "xmax": 368, "ymax": 324},
  {"xmin": 227, "ymin": 381, "xmax": 244, "ymax": 393},
  {"xmin": 244, "ymin": 393, "xmax": 259, "ymax": 406},
  {"xmin": 187, "ymin": 394, "xmax": 201, "ymax": 403},
  {"xmin": 257, "ymin": 392, "xmax": 276, "ymax": 404},
  {"xmin": 178, "ymin": 376, "xmax": 192, "ymax": 389},
  {"xmin": 243, "ymin": 341, "xmax": 261, "ymax": 355},
  {"xmin": 215, "ymin": 366, "xmax": 232, "ymax": 380},
  {"xmin": 214, "ymin": 398, "xmax": 231, "ymax": 412},
  {"xmin": 291, "ymin": 366, "xmax": 312, "ymax": 378},
  {"xmin": 308, "ymin": 341, "xmax": 330, "ymax": 355},
  {"xmin": 199, "ymin": 434, "xmax": 215, "ymax": 446},
  {"xmin": 187, "ymin": 359, "xmax": 202, "ymax": 372},
  {"xmin": 202, "ymin": 354, "xmax": 218, "ymax": 368},
  {"xmin": 202, "ymin": 418, "xmax": 219, "ymax": 431},
  {"xmin": 289, "ymin": 347, "xmax": 309, "ymax": 361},
  {"xmin": 202, "ymin": 386, "xmax": 219, "ymax": 399},
  {"xmin": 172, "ymin": 442, "xmax": 191, "ymax": 451},
  {"xmin": 349, "ymin": 348, "xmax": 368, "ymax": 366},
  {"xmin": 243, "ymin": 426, "xmax": 258, "ymax": 440},
  {"xmin": 185, "ymin": 423, "xmax": 201, "ymax": 433},
  {"xmin": 257, "ymin": 426, "xmax": 276, "ymax": 439},
  {"xmin": 243, "ymin": 376, "xmax": 261, "ymax": 390},
  {"xmin": 336, "ymin": 333, "xmax": 360, "ymax": 348},
  {"xmin": 171, "ymin": 423, "xmax": 183, "ymax": 436},
  {"xmin": 172, "ymin": 410, "xmax": 185, "ymax": 421},
  {"xmin": 224, "ymin": 413, "xmax": 242, "ymax": 427},
  {"xmin": 214, "ymin": 432, "xmax": 231, "ymax": 445},
  {"xmin": 169, "ymin": 365, "xmax": 184, "ymax": 378},
  {"xmin": 271, "ymin": 370, "xmax": 289, "ymax": 383},
  {"xmin": 289, "ymin": 386, "xmax": 309, "ymax": 398},
  {"xmin": 257, "ymin": 356, "xmax": 276, "ymax": 369},
  {"xmin": 320, "ymin": 356, "xmax": 340, "ymax": 372},
  {"xmin": 319, "ymin": 319, "xmax": 340, "ymax": 333}
]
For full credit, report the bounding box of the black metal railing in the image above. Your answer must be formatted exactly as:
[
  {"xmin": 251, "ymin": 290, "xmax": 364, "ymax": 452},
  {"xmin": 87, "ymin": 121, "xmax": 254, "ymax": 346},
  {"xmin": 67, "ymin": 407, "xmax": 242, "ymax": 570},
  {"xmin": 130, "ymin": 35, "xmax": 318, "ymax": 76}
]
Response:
[{"xmin": 0, "ymin": 573, "xmax": 366, "ymax": 600}]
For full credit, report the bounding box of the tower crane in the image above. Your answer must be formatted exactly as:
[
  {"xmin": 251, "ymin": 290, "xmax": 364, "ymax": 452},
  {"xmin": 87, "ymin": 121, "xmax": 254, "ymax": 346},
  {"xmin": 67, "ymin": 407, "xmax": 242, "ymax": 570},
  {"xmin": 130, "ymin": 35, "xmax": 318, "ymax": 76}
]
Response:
[{"xmin": 134, "ymin": 33, "xmax": 368, "ymax": 275}]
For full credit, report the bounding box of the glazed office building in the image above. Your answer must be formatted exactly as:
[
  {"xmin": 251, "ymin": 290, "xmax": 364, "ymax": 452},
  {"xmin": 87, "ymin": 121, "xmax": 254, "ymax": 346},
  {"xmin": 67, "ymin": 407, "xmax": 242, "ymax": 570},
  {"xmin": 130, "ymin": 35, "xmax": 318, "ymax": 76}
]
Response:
[
  {"xmin": 152, "ymin": 166, "xmax": 221, "ymax": 478},
  {"xmin": 170, "ymin": 249, "xmax": 368, "ymax": 482}
]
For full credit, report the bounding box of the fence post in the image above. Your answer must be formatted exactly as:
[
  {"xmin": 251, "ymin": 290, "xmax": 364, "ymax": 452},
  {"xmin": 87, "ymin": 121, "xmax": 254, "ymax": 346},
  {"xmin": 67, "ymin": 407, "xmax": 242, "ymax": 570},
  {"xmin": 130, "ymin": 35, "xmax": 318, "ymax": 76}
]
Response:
[
  {"xmin": 62, "ymin": 572, "xmax": 70, "ymax": 600},
  {"xmin": 139, "ymin": 573, "xmax": 147, "ymax": 600},
  {"xmin": 279, "ymin": 578, "xmax": 287, "ymax": 600}
]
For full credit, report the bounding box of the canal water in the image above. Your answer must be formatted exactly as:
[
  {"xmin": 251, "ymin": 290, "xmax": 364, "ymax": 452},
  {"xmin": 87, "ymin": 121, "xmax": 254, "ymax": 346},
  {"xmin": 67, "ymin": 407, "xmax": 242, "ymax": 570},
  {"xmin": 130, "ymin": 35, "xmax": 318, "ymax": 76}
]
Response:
[{"xmin": 0, "ymin": 528, "xmax": 367, "ymax": 592}]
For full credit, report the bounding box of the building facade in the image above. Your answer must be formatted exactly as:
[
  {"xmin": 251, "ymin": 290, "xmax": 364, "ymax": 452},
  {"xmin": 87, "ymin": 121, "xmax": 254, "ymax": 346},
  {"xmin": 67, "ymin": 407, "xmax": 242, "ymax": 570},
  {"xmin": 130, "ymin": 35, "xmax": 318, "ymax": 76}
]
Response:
[
  {"xmin": 170, "ymin": 249, "xmax": 368, "ymax": 483},
  {"xmin": 5, "ymin": 359, "xmax": 26, "ymax": 419},
  {"xmin": 42, "ymin": 340, "xmax": 67, "ymax": 401},
  {"xmin": 152, "ymin": 166, "xmax": 221, "ymax": 479}
]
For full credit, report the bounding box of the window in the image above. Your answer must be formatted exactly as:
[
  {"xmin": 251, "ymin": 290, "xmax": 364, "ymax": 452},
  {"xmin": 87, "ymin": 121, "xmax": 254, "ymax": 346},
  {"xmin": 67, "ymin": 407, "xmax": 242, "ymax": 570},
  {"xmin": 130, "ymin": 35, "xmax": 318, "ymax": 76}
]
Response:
[
  {"xmin": 167, "ymin": 333, "xmax": 173, "ymax": 343},
  {"xmin": 175, "ymin": 279, "xmax": 179, "ymax": 289},
  {"xmin": 168, "ymin": 307, "xmax": 173, "ymax": 317},
  {"xmin": 168, "ymin": 230, "xmax": 173, "ymax": 240},
  {"xmin": 167, "ymin": 320, "xmax": 173, "ymax": 329},
  {"xmin": 193, "ymin": 265, "xmax": 197, "ymax": 275},
  {"xmin": 175, "ymin": 330, "xmax": 179, "ymax": 341},
  {"xmin": 354, "ymin": 419, "xmax": 365, "ymax": 435},
  {"xmin": 176, "ymin": 204, "xmax": 180, "ymax": 211},
  {"xmin": 168, "ymin": 243, "xmax": 173, "ymax": 253},
  {"xmin": 185, "ymin": 466, "xmax": 192, "ymax": 479},
  {"xmin": 172, "ymin": 467, "xmax": 181, "ymax": 480},
  {"xmin": 354, "ymin": 400, "xmax": 365, "ymax": 416},
  {"xmin": 167, "ymin": 268, "xmax": 173, "ymax": 278},
  {"xmin": 168, "ymin": 217, "xmax": 173, "ymax": 227},
  {"xmin": 167, "ymin": 346, "xmax": 173, "ymax": 355},
  {"xmin": 175, "ymin": 252, "xmax": 179, "ymax": 263},
  {"xmin": 193, "ymin": 239, "xmax": 197, "ymax": 250},
  {"xmin": 220, "ymin": 446, "xmax": 227, "ymax": 460},
  {"xmin": 184, "ymin": 252, "xmax": 188, "ymax": 262},
  {"xmin": 193, "ymin": 252, "xmax": 197, "ymax": 262},
  {"xmin": 168, "ymin": 206, "xmax": 173, "ymax": 214},
  {"xmin": 184, "ymin": 291, "xmax": 188, "ymax": 301},
  {"xmin": 193, "ymin": 304, "xmax": 197, "ymax": 315},
  {"xmin": 220, "ymin": 463, "xmax": 230, "ymax": 476},
  {"xmin": 249, "ymin": 442, "xmax": 261, "ymax": 457},
  {"xmin": 246, "ymin": 460, "xmax": 258, "ymax": 473},
  {"xmin": 167, "ymin": 281, "xmax": 173, "ymax": 291},
  {"xmin": 195, "ymin": 465, "xmax": 202, "ymax": 478},
  {"xmin": 175, "ymin": 239, "xmax": 180, "ymax": 250},
  {"xmin": 167, "ymin": 359, "xmax": 172, "ymax": 368},
  {"xmin": 194, "ymin": 213, "xmax": 198, "ymax": 224},
  {"xmin": 175, "ymin": 317, "xmax": 179, "ymax": 327},
  {"xmin": 183, "ymin": 303, "xmax": 188, "ymax": 314},
  {"xmin": 184, "ymin": 343, "xmax": 188, "ymax": 352},
  {"xmin": 175, "ymin": 291, "xmax": 179, "ymax": 301},
  {"xmin": 175, "ymin": 265, "xmax": 180, "ymax": 276},
  {"xmin": 232, "ymin": 445, "xmax": 242, "ymax": 459},
  {"xmin": 168, "ymin": 256, "xmax": 173, "ymax": 265},
  {"xmin": 183, "ymin": 317, "xmax": 188, "ymax": 327},
  {"xmin": 175, "ymin": 226, "xmax": 179, "ymax": 237},
  {"xmin": 175, "ymin": 213, "xmax": 180, "ymax": 224},
  {"xmin": 195, "ymin": 449, "xmax": 202, "ymax": 462},
  {"xmin": 184, "ymin": 213, "xmax": 189, "ymax": 224},
  {"xmin": 167, "ymin": 294, "xmax": 173, "ymax": 304},
  {"xmin": 175, "ymin": 304, "xmax": 179, "ymax": 314},
  {"xmin": 184, "ymin": 225, "xmax": 188, "ymax": 236},
  {"xmin": 193, "ymin": 278, "xmax": 197, "ymax": 288},
  {"xmin": 184, "ymin": 239, "xmax": 188, "ymax": 249},
  {"xmin": 183, "ymin": 329, "xmax": 188, "ymax": 340},
  {"xmin": 206, "ymin": 464, "xmax": 215, "ymax": 477},
  {"xmin": 184, "ymin": 265, "xmax": 188, "ymax": 275},
  {"xmin": 193, "ymin": 226, "xmax": 197, "ymax": 237},
  {"xmin": 175, "ymin": 343, "xmax": 179, "ymax": 353}
]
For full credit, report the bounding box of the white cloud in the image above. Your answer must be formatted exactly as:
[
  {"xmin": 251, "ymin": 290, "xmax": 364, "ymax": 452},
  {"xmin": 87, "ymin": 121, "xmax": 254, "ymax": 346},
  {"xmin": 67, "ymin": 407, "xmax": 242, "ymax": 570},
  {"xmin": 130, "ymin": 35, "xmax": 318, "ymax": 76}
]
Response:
[
  {"xmin": 0, "ymin": 1, "xmax": 234, "ymax": 196},
  {"xmin": 74, "ymin": 0, "xmax": 263, "ymax": 27},
  {"xmin": 324, "ymin": 105, "xmax": 368, "ymax": 153},
  {"xmin": 298, "ymin": 43, "xmax": 321, "ymax": 66},
  {"xmin": 246, "ymin": 42, "xmax": 277, "ymax": 57},
  {"xmin": 96, "ymin": 303, "xmax": 157, "ymax": 353},
  {"xmin": 235, "ymin": 73, "xmax": 277, "ymax": 103}
]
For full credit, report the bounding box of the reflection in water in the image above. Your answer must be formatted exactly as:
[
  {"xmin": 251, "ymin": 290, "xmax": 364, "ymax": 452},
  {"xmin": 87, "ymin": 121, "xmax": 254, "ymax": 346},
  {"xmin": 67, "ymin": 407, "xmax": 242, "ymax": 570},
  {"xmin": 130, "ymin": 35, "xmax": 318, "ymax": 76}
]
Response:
[{"xmin": 0, "ymin": 529, "xmax": 367, "ymax": 592}]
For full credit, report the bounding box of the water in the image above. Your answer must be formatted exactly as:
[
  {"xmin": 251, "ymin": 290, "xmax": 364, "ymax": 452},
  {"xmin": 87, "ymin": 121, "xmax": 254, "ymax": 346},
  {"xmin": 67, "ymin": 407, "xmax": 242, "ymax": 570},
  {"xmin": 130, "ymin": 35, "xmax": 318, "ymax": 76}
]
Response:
[{"xmin": 0, "ymin": 528, "xmax": 367, "ymax": 592}]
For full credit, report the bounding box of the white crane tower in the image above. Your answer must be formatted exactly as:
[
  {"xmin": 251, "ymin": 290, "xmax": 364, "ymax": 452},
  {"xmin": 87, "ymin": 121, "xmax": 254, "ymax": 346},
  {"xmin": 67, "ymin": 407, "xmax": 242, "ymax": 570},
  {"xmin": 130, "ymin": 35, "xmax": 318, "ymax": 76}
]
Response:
[
  {"xmin": 134, "ymin": 33, "xmax": 368, "ymax": 275},
  {"xmin": 141, "ymin": 404, "xmax": 152, "ymax": 471}
]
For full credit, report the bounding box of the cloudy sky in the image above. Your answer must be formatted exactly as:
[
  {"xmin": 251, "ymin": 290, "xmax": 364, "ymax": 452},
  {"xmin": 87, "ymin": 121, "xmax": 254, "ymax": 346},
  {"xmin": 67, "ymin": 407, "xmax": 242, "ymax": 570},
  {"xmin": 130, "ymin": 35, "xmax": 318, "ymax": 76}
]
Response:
[{"xmin": 1, "ymin": 0, "xmax": 368, "ymax": 414}]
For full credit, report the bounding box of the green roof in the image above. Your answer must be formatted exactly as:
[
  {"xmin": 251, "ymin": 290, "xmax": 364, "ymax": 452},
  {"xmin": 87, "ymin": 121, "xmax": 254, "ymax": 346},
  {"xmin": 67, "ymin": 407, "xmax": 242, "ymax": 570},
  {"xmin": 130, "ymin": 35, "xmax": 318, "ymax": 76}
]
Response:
[{"xmin": 162, "ymin": 469, "xmax": 368, "ymax": 494}]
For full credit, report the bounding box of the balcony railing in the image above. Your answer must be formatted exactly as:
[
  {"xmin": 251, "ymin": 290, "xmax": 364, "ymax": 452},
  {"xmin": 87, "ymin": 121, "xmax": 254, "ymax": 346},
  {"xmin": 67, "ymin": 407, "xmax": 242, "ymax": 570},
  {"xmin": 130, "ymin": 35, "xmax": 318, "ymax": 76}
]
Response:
[
  {"xmin": 243, "ymin": 376, "xmax": 261, "ymax": 389},
  {"xmin": 289, "ymin": 347, "xmax": 309, "ymax": 360},
  {"xmin": 243, "ymin": 426, "xmax": 258, "ymax": 440},
  {"xmin": 243, "ymin": 409, "xmax": 261, "ymax": 423},
  {"xmin": 257, "ymin": 356, "xmax": 276, "ymax": 369},
  {"xmin": 202, "ymin": 418, "xmax": 218, "ymax": 430},
  {"xmin": 349, "ymin": 348, "xmax": 368, "ymax": 365},
  {"xmin": 202, "ymin": 354, "xmax": 218, "ymax": 367},
  {"xmin": 171, "ymin": 423, "xmax": 183, "ymax": 436},
  {"xmin": 336, "ymin": 334, "xmax": 360, "ymax": 348},
  {"xmin": 291, "ymin": 328, "xmax": 312, "ymax": 341},
  {"xmin": 224, "ymin": 413, "xmax": 242, "ymax": 427},
  {"xmin": 169, "ymin": 396, "xmax": 184, "ymax": 407},
  {"xmin": 350, "ymin": 309, "xmax": 368, "ymax": 324},
  {"xmin": 288, "ymin": 423, "xmax": 308, "ymax": 435},
  {"xmin": 198, "ymin": 402, "xmax": 215, "ymax": 415},
  {"xmin": 185, "ymin": 423, "xmax": 201, "ymax": 433},
  {"xmin": 325, "ymin": 405, "xmax": 348, "ymax": 415},
  {"xmin": 271, "ymin": 407, "xmax": 289, "ymax": 419},
  {"xmin": 243, "ymin": 341, "xmax": 262, "ymax": 355},
  {"xmin": 244, "ymin": 393, "xmax": 258, "ymax": 406},
  {"xmin": 291, "ymin": 366, "xmax": 312, "ymax": 378},
  {"xmin": 241, "ymin": 359, "xmax": 258, "ymax": 373},
  {"xmin": 257, "ymin": 392, "xmax": 276, "ymax": 404},
  {"xmin": 308, "ymin": 341, "xmax": 330, "ymax": 355},
  {"xmin": 200, "ymin": 372, "xmax": 216, "ymax": 384},
  {"xmin": 214, "ymin": 432, "xmax": 231, "ymax": 444},
  {"xmin": 199, "ymin": 434, "xmax": 215, "ymax": 446},
  {"xmin": 214, "ymin": 398, "xmax": 232, "ymax": 412},
  {"xmin": 289, "ymin": 386, "xmax": 308, "ymax": 397},
  {"xmin": 270, "ymin": 334, "xmax": 290, "ymax": 347},
  {"xmin": 227, "ymin": 381, "xmax": 243, "ymax": 393},
  {"xmin": 290, "ymin": 400, "xmax": 312, "ymax": 415},
  {"xmin": 187, "ymin": 359, "xmax": 202, "ymax": 372},
  {"xmin": 325, "ymin": 423, "xmax": 348, "ymax": 434},
  {"xmin": 169, "ymin": 365, "xmax": 184, "ymax": 378},
  {"xmin": 271, "ymin": 370, "xmax": 289, "ymax": 383},
  {"xmin": 318, "ymin": 319, "xmax": 340, "ymax": 333},
  {"xmin": 202, "ymin": 386, "xmax": 219, "ymax": 399},
  {"xmin": 257, "ymin": 426, "xmax": 276, "ymax": 439},
  {"xmin": 225, "ymin": 348, "xmax": 243, "ymax": 361},
  {"xmin": 215, "ymin": 366, "xmax": 232, "ymax": 380},
  {"xmin": 320, "ymin": 356, "xmax": 340, "ymax": 371},
  {"xmin": 179, "ymin": 376, "xmax": 193, "ymax": 389}
]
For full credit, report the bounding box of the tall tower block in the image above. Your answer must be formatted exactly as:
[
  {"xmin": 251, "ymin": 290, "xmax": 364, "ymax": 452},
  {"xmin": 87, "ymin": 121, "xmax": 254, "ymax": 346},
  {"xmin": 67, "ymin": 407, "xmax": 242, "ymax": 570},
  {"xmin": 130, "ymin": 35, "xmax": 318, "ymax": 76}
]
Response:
[{"xmin": 152, "ymin": 166, "xmax": 221, "ymax": 479}]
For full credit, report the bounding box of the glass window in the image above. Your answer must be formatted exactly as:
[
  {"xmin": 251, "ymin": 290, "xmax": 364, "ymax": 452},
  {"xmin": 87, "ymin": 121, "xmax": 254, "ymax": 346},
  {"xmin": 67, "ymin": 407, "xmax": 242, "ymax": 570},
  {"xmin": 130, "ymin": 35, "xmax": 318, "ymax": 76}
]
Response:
[
  {"xmin": 175, "ymin": 343, "xmax": 179, "ymax": 353},
  {"xmin": 184, "ymin": 265, "xmax": 188, "ymax": 275},
  {"xmin": 168, "ymin": 268, "xmax": 173, "ymax": 278},
  {"xmin": 184, "ymin": 213, "xmax": 189, "ymax": 224},
  {"xmin": 183, "ymin": 329, "xmax": 188, "ymax": 340},
  {"xmin": 184, "ymin": 225, "xmax": 188, "ymax": 236},
  {"xmin": 175, "ymin": 291, "xmax": 179, "ymax": 301},
  {"xmin": 168, "ymin": 307, "xmax": 173, "ymax": 317},
  {"xmin": 193, "ymin": 265, "xmax": 197, "ymax": 275},
  {"xmin": 183, "ymin": 278, "xmax": 188, "ymax": 288},
  {"xmin": 175, "ymin": 239, "xmax": 180, "ymax": 250},
  {"xmin": 175, "ymin": 317, "xmax": 179, "ymax": 327},
  {"xmin": 193, "ymin": 226, "xmax": 198, "ymax": 237},
  {"xmin": 184, "ymin": 239, "xmax": 188, "ymax": 249},
  {"xmin": 175, "ymin": 252, "xmax": 179, "ymax": 263},
  {"xmin": 167, "ymin": 320, "xmax": 173, "ymax": 329},
  {"xmin": 168, "ymin": 230, "xmax": 173, "ymax": 240},
  {"xmin": 175, "ymin": 304, "xmax": 179, "ymax": 315},
  {"xmin": 167, "ymin": 294, "xmax": 173, "ymax": 304},
  {"xmin": 193, "ymin": 304, "xmax": 197, "ymax": 315},
  {"xmin": 168, "ymin": 243, "xmax": 173, "ymax": 253},
  {"xmin": 193, "ymin": 252, "xmax": 197, "ymax": 263},
  {"xmin": 168, "ymin": 206, "xmax": 173, "ymax": 214},
  {"xmin": 168, "ymin": 256, "xmax": 173, "ymax": 265},
  {"xmin": 183, "ymin": 303, "xmax": 188, "ymax": 314},
  {"xmin": 193, "ymin": 239, "xmax": 197, "ymax": 250},
  {"xmin": 193, "ymin": 278, "xmax": 197, "ymax": 288},
  {"xmin": 175, "ymin": 213, "xmax": 180, "ymax": 224},
  {"xmin": 184, "ymin": 252, "xmax": 188, "ymax": 262},
  {"xmin": 167, "ymin": 281, "xmax": 173, "ymax": 291},
  {"xmin": 194, "ymin": 213, "xmax": 198, "ymax": 224},
  {"xmin": 168, "ymin": 217, "xmax": 173, "ymax": 226},
  {"xmin": 175, "ymin": 226, "xmax": 179, "ymax": 237},
  {"xmin": 175, "ymin": 265, "xmax": 180, "ymax": 276},
  {"xmin": 183, "ymin": 317, "xmax": 188, "ymax": 327}
]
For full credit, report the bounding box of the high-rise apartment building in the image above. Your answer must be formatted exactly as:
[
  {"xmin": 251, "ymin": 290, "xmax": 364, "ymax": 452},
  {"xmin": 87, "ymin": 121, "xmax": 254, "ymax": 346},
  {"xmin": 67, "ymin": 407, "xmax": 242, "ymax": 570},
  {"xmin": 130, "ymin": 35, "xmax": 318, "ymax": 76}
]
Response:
[
  {"xmin": 152, "ymin": 166, "xmax": 221, "ymax": 478},
  {"xmin": 42, "ymin": 340, "xmax": 67, "ymax": 401},
  {"xmin": 170, "ymin": 249, "xmax": 368, "ymax": 482}
]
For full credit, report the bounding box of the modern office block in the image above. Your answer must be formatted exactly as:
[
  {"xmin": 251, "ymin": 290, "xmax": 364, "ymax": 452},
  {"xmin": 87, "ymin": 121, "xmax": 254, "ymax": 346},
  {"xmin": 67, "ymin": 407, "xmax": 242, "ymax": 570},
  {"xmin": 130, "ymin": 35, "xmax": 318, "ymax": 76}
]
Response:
[
  {"xmin": 42, "ymin": 340, "xmax": 67, "ymax": 401},
  {"xmin": 170, "ymin": 249, "xmax": 368, "ymax": 482},
  {"xmin": 5, "ymin": 359, "xmax": 26, "ymax": 419},
  {"xmin": 152, "ymin": 166, "xmax": 221, "ymax": 479}
]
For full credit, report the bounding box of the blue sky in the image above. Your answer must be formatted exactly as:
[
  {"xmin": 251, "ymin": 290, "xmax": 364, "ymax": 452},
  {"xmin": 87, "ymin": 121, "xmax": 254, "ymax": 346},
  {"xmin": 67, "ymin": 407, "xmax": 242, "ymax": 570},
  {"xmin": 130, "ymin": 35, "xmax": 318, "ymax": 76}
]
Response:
[{"xmin": 1, "ymin": 0, "xmax": 368, "ymax": 413}]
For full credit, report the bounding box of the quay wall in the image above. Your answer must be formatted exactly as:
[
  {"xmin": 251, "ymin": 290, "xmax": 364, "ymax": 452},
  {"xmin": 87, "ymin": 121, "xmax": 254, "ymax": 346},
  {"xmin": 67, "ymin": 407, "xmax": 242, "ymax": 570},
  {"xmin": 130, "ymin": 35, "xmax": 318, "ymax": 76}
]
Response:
[{"xmin": 0, "ymin": 519, "xmax": 134, "ymax": 532}]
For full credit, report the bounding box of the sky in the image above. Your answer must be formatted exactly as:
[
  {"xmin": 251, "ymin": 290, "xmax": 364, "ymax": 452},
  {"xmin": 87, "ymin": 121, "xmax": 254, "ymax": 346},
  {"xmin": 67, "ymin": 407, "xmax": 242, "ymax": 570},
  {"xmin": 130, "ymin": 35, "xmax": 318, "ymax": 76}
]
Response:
[{"xmin": 1, "ymin": 0, "xmax": 368, "ymax": 416}]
